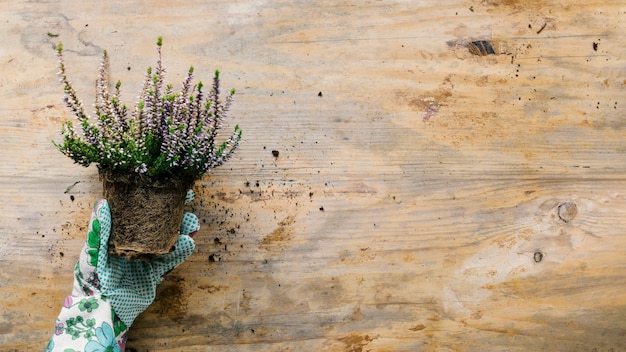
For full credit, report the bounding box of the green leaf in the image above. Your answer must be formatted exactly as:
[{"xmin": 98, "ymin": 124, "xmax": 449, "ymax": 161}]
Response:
[
  {"xmin": 87, "ymin": 219, "xmax": 101, "ymax": 249},
  {"xmin": 87, "ymin": 248, "xmax": 98, "ymax": 267}
]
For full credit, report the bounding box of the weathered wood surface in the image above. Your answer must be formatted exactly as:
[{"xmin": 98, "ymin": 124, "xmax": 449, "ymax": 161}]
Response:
[{"xmin": 1, "ymin": 0, "xmax": 625, "ymax": 351}]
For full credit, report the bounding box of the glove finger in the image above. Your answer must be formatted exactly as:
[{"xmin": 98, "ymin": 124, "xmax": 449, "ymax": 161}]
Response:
[
  {"xmin": 185, "ymin": 189, "xmax": 195, "ymax": 205},
  {"xmin": 180, "ymin": 212, "xmax": 200, "ymax": 237},
  {"xmin": 92, "ymin": 199, "xmax": 121, "ymax": 291},
  {"xmin": 81, "ymin": 201, "xmax": 104, "ymax": 267},
  {"xmin": 151, "ymin": 234, "xmax": 196, "ymax": 278},
  {"xmin": 73, "ymin": 200, "xmax": 107, "ymax": 294}
]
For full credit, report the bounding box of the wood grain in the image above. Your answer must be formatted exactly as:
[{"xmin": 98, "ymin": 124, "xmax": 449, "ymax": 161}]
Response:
[{"xmin": 0, "ymin": 0, "xmax": 624, "ymax": 351}]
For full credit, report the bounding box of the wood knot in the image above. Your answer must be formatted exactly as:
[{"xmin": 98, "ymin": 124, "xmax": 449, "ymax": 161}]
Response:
[{"xmin": 558, "ymin": 202, "xmax": 578, "ymax": 223}]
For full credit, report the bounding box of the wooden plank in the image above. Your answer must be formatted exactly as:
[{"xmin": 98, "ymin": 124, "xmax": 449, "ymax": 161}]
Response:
[{"xmin": 0, "ymin": 0, "xmax": 624, "ymax": 351}]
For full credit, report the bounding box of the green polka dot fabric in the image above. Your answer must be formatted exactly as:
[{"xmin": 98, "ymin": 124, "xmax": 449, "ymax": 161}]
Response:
[{"xmin": 185, "ymin": 189, "xmax": 195, "ymax": 204}]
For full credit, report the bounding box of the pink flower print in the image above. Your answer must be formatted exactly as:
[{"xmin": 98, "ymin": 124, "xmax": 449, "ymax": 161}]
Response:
[
  {"xmin": 54, "ymin": 322, "xmax": 64, "ymax": 335},
  {"xmin": 63, "ymin": 296, "xmax": 73, "ymax": 308}
]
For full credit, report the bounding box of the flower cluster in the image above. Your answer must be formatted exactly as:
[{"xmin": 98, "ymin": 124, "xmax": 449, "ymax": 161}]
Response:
[{"xmin": 54, "ymin": 37, "xmax": 241, "ymax": 181}]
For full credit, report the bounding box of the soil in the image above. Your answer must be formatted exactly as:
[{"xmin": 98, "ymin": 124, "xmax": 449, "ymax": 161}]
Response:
[{"xmin": 100, "ymin": 169, "xmax": 194, "ymax": 261}]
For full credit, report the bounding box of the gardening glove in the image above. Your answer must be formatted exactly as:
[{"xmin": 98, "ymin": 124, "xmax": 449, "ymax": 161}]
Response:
[{"xmin": 45, "ymin": 190, "xmax": 199, "ymax": 352}]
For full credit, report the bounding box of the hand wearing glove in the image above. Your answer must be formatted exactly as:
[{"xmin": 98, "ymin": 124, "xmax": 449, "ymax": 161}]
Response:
[{"xmin": 45, "ymin": 191, "xmax": 199, "ymax": 352}]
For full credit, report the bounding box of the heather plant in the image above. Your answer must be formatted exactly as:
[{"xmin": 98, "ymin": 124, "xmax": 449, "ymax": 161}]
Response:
[{"xmin": 54, "ymin": 37, "xmax": 242, "ymax": 180}]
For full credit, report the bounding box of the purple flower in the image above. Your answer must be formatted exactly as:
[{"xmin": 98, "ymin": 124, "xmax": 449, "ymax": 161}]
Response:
[
  {"xmin": 54, "ymin": 37, "xmax": 241, "ymax": 179},
  {"xmin": 54, "ymin": 322, "xmax": 64, "ymax": 335}
]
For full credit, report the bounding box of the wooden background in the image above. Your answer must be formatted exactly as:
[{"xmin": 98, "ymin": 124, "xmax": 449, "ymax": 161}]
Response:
[{"xmin": 1, "ymin": 0, "xmax": 624, "ymax": 351}]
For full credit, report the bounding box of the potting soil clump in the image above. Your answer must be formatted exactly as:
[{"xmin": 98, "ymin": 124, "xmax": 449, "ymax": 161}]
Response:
[{"xmin": 101, "ymin": 170, "xmax": 194, "ymax": 261}]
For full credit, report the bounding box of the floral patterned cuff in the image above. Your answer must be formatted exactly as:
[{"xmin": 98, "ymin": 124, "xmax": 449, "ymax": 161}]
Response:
[{"xmin": 45, "ymin": 293, "xmax": 127, "ymax": 352}]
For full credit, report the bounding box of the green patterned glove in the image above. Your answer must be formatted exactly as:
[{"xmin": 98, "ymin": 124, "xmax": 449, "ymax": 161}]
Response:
[{"xmin": 45, "ymin": 191, "xmax": 199, "ymax": 352}]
